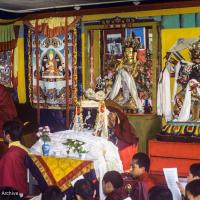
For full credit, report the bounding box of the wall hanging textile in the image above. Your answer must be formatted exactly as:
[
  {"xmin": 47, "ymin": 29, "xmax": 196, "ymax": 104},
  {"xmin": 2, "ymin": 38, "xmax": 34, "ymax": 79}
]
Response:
[{"xmin": 26, "ymin": 17, "xmax": 81, "ymax": 127}]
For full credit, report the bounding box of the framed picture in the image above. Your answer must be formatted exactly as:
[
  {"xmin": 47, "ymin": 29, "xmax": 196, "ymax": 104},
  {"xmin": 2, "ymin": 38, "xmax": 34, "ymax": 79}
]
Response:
[
  {"xmin": 82, "ymin": 108, "xmax": 98, "ymax": 130},
  {"xmin": 125, "ymin": 27, "xmax": 146, "ymax": 48},
  {"xmin": 101, "ymin": 29, "xmax": 125, "ymax": 76}
]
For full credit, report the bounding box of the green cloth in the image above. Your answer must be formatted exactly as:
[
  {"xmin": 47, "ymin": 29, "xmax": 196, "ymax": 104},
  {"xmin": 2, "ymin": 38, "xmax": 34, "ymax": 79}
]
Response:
[
  {"xmin": 128, "ymin": 115, "xmax": 162, "ymax": 153},
  {"xmin": 0, "ymin": 24, "xmax": 15, "ymax": 43}
]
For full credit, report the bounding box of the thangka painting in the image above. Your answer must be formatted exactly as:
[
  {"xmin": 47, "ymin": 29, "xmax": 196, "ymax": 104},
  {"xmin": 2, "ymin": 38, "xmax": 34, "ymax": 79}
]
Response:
[
  {"xmin": 0, "ymin": 51, "xmax": 12, "ymax": 87},
  {"xmin": 31, "ymin": 33, "xmax": 73, "ymax": 109}
]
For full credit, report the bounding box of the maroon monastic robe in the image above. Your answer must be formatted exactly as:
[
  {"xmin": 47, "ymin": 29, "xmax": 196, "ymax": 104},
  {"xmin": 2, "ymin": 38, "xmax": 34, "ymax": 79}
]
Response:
[
  {"xmin": 0, "ymin": 84, "xmax": 17, "ymax": 136},
  {"xmin": 131, "ymin": 173, "xmax": 156, "ymax": 200},
  {"xmin": 0, "ymin": 145, "xmax": 28, "ymax": 195},
  {"xmin": 105, "ymin": 100, "xmax": 138, "ymax": 146},
  {"xmin": 105, "ymin": 100, "xmax": 138, "ymax": 170},
  {"xmin": 105, "ymin": 187, "xmax": 129, "ymax": 200}
]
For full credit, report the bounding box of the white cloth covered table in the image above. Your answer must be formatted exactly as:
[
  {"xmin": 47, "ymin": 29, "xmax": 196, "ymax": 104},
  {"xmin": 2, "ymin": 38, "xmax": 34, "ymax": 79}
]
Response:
[{"xmin": 30, "ymin": 130, "xmax": 123, "ymax": 199}]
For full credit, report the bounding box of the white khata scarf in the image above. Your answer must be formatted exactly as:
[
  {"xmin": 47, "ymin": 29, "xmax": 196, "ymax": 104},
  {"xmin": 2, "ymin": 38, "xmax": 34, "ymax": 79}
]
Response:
[
  {"xmin": 157, "ymin": 62, "xmax": 172, "ymax": 121},
  {"xmin": 177, "ymin": 79, "xmax": 200, "ymax": 121}
]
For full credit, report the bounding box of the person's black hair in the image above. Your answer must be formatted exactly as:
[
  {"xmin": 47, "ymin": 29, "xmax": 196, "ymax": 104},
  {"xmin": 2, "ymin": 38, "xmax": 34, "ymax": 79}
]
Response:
[
  {"xmin": 3, "ymin": 120, "xmax": 23, "ymax": 141},
  {"xmin": 148, "ymin": 185, "xmax": 173, "ymax": 200},
  {"xmin": 185, "ymin": 179, "xmax": 200, "ymax": 199},
  {"xmin": 103, "ymin": 171, "xmax": 123, "ymax": 189},
  {"xmin": 190, "ymin": 163, "xmax": 200, "ymax": 178},
  {"xmin": 41, "ymin": 185, "xmax": 64, "ymax": 200},
  {"xmin": 132, "ymin": 152, "xmax": 150, "ymax": 172},
  {"xmin": 0, "ymin": 187, "xmax": 22, "ymax": 200},
  {"xmin": 74, "ymin": 179, "xmax": 94, "ymax": 200}
]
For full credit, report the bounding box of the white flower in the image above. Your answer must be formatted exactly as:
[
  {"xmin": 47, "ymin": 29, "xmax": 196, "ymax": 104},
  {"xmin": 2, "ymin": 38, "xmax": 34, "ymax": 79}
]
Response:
[
  {"xmin": 38, "ymin": 127, "xmax": 43, "ymax": 132},
  {"xmin": 36, "ymin": 131, "xmax": 42, "ymax": 137},
  {"xmin": 44, "ymin": 126, "xmax": 50, "ymax": 132}
]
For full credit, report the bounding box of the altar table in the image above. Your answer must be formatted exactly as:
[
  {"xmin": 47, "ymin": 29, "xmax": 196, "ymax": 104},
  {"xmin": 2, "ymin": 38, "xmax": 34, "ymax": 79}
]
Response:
[{"xmin": 30, "ymin": 130, "xmax": 123, "ymax": 200}]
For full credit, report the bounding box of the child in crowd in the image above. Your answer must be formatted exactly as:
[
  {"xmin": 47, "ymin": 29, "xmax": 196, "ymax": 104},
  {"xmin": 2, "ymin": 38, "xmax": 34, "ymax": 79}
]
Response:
[
  {"xmin": 102, "ymin": 171, "xmax": 128, "ymax": 200},
  {"xmin": 148, "ymin": 185, "xmax": 173, "ymax": 200},
  {"xmin": 0, "ymin": 121, "xmax": 29, "ymax": 195},
  {"xmin": 74, "ymin": 179, "xmax": 97, "ymax": 200},
  {"xmin": 185, "ymin": 179, "xmax": 200, "ymax": 200},
  {"xmin": 130, "ymin": 152, "xmax": 155, "ymax": 200},
  {"xmin": 177, "ymin": 163, "xmax": 200, "ymax": 198}
]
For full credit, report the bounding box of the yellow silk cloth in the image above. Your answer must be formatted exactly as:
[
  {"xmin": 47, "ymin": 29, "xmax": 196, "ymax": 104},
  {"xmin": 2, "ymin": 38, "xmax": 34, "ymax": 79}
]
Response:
[{"xmin": 29, "ymin": 155, "xmax": 94, "ymax": 192}]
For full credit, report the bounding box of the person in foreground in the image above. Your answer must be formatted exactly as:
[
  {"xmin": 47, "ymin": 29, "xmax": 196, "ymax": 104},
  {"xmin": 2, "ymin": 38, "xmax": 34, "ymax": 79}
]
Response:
[
  {"xmin": 0, "ymin": 121, "xmax": 28, "ymax": 195},
  {"xmin": 102, "ymin": 171, "xmax": 128, "ymax": 200},
  {"xmin": 74, "ymin": 179, "xmax": 97, "ymax": 200},
  {"xmin": 130, "ymin": 152, "xmax": 155, "ymax": 200},
  {"xmin": 185, "ymin": 179, "xmax": 200, "ymax": 200},
  {"xmin": 148, "ymin": 185, "xmax": 173, "ymax": 200},
  {"xmin": 177, "ymin": 163, "xmax": 200, "ymax": 198}
]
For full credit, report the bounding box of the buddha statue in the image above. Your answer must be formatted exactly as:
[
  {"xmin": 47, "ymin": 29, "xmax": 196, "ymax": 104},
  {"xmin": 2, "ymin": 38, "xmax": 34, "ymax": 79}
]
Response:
[{"xmin": 108, "ymin": 33, "xmax": 144, "ymax": 112}]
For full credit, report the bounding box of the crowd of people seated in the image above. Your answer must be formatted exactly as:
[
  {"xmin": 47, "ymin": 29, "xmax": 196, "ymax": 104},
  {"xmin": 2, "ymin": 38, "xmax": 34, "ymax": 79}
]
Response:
[
  {"xmin": 0, "ymin": 120, "xmax": 200, "ymax": 200},
  {"xmin": 0, "ymin": 84, "xmax": 199, "ymax": 200}
]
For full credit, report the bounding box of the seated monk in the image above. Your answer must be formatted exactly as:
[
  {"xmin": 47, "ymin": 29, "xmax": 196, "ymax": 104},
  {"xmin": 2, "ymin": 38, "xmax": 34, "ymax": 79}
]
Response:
[
  {"xmin": 0, "ymin": 121, "xmax": 29, "ymax": 195},
  {"xmin": 130, "ymin": 152, "xmax": 156, "ymax": 200},
  {"xmin": 0, "ymin": 84, "xmax": 17, "ymax": 137}
]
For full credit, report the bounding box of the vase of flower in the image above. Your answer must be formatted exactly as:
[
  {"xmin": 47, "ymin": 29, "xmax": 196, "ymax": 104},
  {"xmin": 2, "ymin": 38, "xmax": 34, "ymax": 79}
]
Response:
[
  {"xmin": 37, "ymin": 126, "xmax": 51, "ymax": 156},
  {"xmin": 42, "ymin": 141, "xmax": 50, "ymax": 156}
]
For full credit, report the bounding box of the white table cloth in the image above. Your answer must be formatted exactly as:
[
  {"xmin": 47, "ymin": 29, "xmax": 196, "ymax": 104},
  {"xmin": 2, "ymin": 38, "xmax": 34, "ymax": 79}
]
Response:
[{"xmin": 30, "ymin": 130, "xmax": 123, "ymax": 199}]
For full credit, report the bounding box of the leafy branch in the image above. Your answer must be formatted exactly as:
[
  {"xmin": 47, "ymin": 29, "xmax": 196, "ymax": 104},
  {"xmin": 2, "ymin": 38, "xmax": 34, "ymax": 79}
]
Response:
[{"xmin": 62, "ymin": 139, "xmax": 88, "ymax": 155}]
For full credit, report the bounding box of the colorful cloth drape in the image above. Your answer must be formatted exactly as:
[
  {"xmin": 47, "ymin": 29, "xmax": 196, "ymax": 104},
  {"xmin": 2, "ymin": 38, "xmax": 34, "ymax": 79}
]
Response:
[
  {"xmin": 26, "ymin": 17, "xmax": 80, "ymax": 38},
  {"xmin": 27, "ymin": 154, "xmax": 94, "ymax": 192},
  {"xmin": 0, "ymin": 24, "xmax": 20, "ymax": 89},
  {"xmin": 0, "ymin": 24, "xmax": 19, "ymax": 52}
]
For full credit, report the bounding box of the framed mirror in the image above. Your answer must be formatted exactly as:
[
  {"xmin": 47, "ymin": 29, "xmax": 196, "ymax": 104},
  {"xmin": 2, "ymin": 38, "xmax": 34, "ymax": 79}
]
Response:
[{"xmin": 83, "ymin": 17, "xmax": 160, "ymax": 114}]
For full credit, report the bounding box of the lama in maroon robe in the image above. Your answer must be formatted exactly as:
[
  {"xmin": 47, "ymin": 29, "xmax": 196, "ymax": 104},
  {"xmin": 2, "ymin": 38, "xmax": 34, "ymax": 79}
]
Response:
[
  {"xmin": 105, "ymin": 100, "xmax": 138, "ymax": 170},
  {"xmin": 0, "ymin": 145, "xmax": 28, "ymax": 195}
]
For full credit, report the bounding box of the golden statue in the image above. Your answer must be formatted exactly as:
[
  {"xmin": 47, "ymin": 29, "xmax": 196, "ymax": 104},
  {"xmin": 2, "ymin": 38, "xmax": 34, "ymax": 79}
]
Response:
[{"xmin": 108, "ymin": 33, "xmax": 144, "ymax": 112}]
